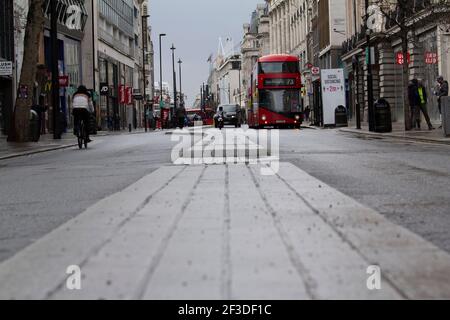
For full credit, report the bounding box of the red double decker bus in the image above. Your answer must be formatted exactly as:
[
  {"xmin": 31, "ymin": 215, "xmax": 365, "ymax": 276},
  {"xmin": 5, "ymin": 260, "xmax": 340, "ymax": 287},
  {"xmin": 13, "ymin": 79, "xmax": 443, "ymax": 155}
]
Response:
[{"xmin": 248, "ymin": 54, "xmax": 303, "ymax": 129}]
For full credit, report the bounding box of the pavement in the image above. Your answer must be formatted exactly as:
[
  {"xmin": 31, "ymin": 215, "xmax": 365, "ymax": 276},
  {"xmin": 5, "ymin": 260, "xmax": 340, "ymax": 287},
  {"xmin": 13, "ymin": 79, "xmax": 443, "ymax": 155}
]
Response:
[
  {"xmin": 339, "ymin": 121, "xmax": 450, "ymax": 145},
  {"xmin": 0, "ymin": 128, "xmax": 450, "ymax": 300}
]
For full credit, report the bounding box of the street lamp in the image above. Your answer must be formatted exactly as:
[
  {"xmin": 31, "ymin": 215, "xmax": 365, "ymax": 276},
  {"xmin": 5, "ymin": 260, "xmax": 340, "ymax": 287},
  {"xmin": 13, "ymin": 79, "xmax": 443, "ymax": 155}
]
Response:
[
  {"xmin": 178, "ymin": 58, "xmax": 183, "ymax": 105},
  {"xmin": 159, "ymin": 33, "xmax": 166, "ymax": 127},
  {"xmin": 170, "ymin": 44, "xmax": 177, "ymax": 127},
  {"xmin": 142, "ymin": 14, "xmax": 150, "ymax": 132}
]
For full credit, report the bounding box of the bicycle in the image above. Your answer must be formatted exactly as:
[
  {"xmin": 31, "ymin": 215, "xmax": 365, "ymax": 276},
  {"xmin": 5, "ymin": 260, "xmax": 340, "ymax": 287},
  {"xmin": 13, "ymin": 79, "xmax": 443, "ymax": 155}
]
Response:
[{"xmin": 76, "ymin": 119, "xmax": 88, "ymax": 149}]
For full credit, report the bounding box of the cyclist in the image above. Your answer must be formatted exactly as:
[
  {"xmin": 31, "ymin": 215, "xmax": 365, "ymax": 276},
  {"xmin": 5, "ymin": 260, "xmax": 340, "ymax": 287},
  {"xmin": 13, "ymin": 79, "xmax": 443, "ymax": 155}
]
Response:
[{"xmin": 72, "ymin": 85, "xmax": 94, "ymax": 143}]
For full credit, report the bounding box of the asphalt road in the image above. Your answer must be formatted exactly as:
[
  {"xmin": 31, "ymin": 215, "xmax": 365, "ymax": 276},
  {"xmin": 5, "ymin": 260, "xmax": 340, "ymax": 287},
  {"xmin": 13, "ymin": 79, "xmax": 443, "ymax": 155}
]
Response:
[{"xmin": 0, "ymin": 127, "xmax": 449, "ymax": 264}]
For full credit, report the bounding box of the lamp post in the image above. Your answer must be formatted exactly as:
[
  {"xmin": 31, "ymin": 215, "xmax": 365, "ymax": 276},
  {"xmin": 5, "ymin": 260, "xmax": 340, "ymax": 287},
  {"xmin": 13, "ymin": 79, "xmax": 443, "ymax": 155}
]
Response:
[
  {"xmin": 142, "ymin": 14, "xmax": 149, "ymax": 132},
  {"xmin": 50, "ymin": 0, "xmax": 60, "ymax": 139},
  {"xmin": 178, "ymin": 58, "xmax": 183, "ymax": 106},
  {"xmin": 159, "ymin": 33, "xmax": 166, "ymax": 127},
  {"xmin": 170, "ymin": 44, "xmax": 177, "ymax": 127}
]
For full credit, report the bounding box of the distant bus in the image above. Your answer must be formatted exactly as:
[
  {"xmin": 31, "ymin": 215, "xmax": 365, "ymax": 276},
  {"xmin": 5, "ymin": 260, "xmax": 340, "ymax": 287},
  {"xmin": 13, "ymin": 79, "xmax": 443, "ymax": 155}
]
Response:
[{"xmin": 248, "ymin": 54, "xmax": 303, "ymax": 129}]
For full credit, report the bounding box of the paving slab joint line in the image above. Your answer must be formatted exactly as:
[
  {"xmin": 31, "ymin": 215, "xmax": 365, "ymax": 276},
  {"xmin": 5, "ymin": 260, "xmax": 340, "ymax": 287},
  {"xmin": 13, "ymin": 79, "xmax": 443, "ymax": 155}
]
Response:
[
  {"xmin": 274, "ymin": 168, "xmax": 409, "ymax": 300},
  {"xmin": 246, "ymin": 164, "xmax": 318, "ymax": 299},
  {"xmin": 43, "ymin": 166, "xmax": 187, "ymax": 299},
  {"xmin": 134, "ymin": 166, "xmax": 207, "ymax": 300},
  {"xmin": 221, "ymin": 164, "xmax": 232, "ymax": 300}
]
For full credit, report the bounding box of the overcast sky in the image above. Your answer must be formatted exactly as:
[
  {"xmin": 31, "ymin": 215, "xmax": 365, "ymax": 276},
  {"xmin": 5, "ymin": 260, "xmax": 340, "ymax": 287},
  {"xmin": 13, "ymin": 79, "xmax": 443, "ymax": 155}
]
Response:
[{"xmin": 150, "ymin": 0, "xmax": 261, "ymax": 105}]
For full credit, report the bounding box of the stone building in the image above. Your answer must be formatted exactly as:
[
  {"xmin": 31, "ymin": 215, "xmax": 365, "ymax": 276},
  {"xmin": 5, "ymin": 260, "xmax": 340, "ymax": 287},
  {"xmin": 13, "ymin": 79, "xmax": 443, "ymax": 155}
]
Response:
[
  {"xmin": 341, "ymin": 0, "xmax": 450, "ymax": 125},
  {"xmin": 241, "ymin": 3, "xmax": 270, "ymax": 111}
]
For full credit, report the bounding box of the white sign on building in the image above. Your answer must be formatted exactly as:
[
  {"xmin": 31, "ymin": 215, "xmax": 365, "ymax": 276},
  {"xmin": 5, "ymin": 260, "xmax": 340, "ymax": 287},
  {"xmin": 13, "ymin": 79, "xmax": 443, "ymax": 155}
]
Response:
[
  {"xmin": 0, "ymin": 61, "xmax": 13, "ymax": 76},
  {"xmin": 321, "ymin": 69, "xmax": 346, "ymax": 126}
]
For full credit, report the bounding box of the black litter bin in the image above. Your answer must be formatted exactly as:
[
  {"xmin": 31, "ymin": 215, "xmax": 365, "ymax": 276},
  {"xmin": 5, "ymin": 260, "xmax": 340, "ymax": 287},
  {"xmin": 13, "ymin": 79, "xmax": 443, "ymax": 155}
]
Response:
[
  {"xmin": 29, "ymin": 109, "xmax": 40, "ymax": 142},
  {"xmin": 335, "ymin": 105, "xmax": 348, "ymax": 127},
  {"xmin": 374, "ymin": 98, "xmax": 392, "ymax": 133}
]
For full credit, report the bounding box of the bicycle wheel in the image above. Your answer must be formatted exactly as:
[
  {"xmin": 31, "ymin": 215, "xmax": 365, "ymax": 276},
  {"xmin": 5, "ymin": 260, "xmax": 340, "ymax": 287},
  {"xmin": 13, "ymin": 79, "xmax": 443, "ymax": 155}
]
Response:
[
  {"xmin": 83, "ymin": 124, "xmax": 88, "ymax": 149},
  {"xmin": 78, "ymin": 121, "xmax": 85, "ymax": 149}
]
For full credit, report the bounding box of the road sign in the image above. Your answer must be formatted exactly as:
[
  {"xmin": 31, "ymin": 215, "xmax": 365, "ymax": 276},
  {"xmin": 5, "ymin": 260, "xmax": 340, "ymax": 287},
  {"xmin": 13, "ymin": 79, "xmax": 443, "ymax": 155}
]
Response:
[
  {"xmin": 0, "ymin": 61, "xmax": 13, "ymax": 76},
  {"xmin": 311, "ymin": 67, "xmax": 320, "ymax": 75},
  {"xmin": 321, "ymin": 69, "xmax": 346, "ymax": 126}
]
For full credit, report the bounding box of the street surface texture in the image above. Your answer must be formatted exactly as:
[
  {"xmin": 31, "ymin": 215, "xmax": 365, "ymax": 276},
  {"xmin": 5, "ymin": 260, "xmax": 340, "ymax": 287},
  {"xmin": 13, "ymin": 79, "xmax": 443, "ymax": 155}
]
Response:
[{"xmin": 0, "ymin": 128, "xmax": 449, "ymax": 299}]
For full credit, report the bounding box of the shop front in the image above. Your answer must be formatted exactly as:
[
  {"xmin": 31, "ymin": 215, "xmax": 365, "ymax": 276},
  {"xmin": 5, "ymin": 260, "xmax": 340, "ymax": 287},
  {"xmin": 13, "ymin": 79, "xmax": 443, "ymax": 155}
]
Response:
[{"xmin": 0, "ymin": 0, "xmax": 14, "ymax": 136}]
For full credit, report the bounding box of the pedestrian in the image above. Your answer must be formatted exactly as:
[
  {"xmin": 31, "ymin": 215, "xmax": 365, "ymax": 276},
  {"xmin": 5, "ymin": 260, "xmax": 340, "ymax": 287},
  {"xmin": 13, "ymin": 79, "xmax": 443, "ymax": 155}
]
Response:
[
  {"xmin": 147, "ymin": 107, "xmax": 155, "ymax": 130},
  {"xmin": 304, "ymin": 106, "xmax": 311, "ymax": 123},
  {"xmin": 176, "ymin": 103, "xmax": 187, "ymax": 129},
  {"xmin": 417, "ymin": 79, "xmax": 435, "ymax": 130},
  {"xmin": 408, "ymin": 79, "xmax": 421, "ymax": 130},
  {"xmin": 436, "ymin": 76, "xmax": 449, "ymax": 128}
]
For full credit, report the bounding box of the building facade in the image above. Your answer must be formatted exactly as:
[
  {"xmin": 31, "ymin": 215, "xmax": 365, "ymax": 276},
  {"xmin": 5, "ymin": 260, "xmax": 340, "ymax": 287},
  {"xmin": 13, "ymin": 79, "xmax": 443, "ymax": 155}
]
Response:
[
  {"xmin": 341, "ymin": 0, "xmax": 450, "ymax": 125},
  {"xmin": 0, "ymin": 0, "xmax": 15, "ymax": 135},
  {"xmin": 241, "ymin": 3, "xmax": 270, "ymax": 112}
]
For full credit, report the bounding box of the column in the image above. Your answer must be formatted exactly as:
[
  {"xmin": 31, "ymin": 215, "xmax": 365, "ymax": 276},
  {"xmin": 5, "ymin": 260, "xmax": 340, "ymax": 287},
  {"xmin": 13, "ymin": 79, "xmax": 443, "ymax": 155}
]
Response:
[
  {"xmin": 277, "ymin": 8, "xmax": 282, "ymax": 53},
  {"xmin": 281, "ymin": 4, "xmax": 286, "ymax": 53},
  {"xmin": 270, "ymin": 14, "xmax": 274, "ymax": 53},
  {"xmin": 286, "ymin": 1, "xmax": 291, "ymax": 53}
]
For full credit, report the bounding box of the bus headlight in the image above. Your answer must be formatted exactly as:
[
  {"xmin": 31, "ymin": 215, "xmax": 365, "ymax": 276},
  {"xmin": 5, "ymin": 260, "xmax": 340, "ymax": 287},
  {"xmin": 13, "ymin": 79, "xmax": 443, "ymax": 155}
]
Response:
[
  {"xmin": 261, "ymin": 115, "xmax": 267, "ymax": 121},
  {"xmin": 295, "ymin": 115, "xmax": 300, "ymax": 120}
]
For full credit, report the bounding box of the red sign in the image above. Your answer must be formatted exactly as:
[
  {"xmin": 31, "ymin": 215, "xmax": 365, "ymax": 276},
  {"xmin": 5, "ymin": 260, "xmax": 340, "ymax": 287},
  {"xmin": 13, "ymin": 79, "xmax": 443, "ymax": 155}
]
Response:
[
  {"xmin": 311, "ymin": 67, "xmax": 320, "ymax": 75},
  {"xmin": 425, "ymin": 52, "xmax": 438, "ymax": 64},
  {"xmin": 59, "ymin": 75, "xmax": 69, "ymax": 87},
  {"xmin": 119, "ymin": 85, "xmax": 125, "ymax": 104},
  {"xmin": 125, "ymin": 86, "xmax": 133, "ymax": 105},
  {"xmin": 396, "ymin": 52, "xmax": 411, "ymax": 65}
]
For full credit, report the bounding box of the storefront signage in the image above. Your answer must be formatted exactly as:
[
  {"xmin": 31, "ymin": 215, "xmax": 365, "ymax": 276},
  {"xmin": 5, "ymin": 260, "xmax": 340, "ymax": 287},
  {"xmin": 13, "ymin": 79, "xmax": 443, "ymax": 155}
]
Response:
[
  {"xmin": 396, "ymin": 52, "xmax": 410, "ymax": 65},
  {"xmin": 19, "ymin": 85, "xmax": 29, "ymax": 99},
  {"xmin": 119, "ymin": 85, "xmax": 126, "ymax": 104},
  {"xmin": 100, "ymin": 83, "xmax": 109, "ymax": 95},
  {"xmin": 0, "ymin": 61, "xmax": 13, "ymax": 76},
  {"xmin": 59, "ymin": 75, "xmax": 69, "ymax": 87},
  {"xmin": 132, "ymin": 89, "xmax": 143, "ymax": 101},
  {"xmin": 321, "ymin": 69, "xmax": 346, "ymax": 126},
  {"xmin": 125, "ymin": 87, "xmax": 133, "ymax": 105},
  {"xmin": 425, "ymin": 52, "xmax": 438, "ymax": 65}
]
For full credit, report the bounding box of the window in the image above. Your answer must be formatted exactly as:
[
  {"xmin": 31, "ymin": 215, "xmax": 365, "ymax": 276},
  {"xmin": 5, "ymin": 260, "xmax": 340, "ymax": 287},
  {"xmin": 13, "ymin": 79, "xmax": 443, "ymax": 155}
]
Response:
[
  {"xmin": 259, "ymin": 61, "xmax": 299, "ymax": 74},
  {"xmin": 259, "ymin": 90, "xmax": 301, "ymax": 113}
]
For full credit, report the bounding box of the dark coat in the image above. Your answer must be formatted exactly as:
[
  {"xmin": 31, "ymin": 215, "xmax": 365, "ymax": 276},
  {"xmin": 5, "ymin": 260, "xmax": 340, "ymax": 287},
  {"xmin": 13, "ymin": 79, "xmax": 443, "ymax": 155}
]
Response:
[
  {"xmin": 438, "ymin": 81, "xmax": 449, "ymax": 98},
  {"xmin": 408, "ymin": 82, "xmax": 420, "ymax": 107},
  {"xmin": 176, "ymin": 106, "xmax": 186, "ymax": 118}
]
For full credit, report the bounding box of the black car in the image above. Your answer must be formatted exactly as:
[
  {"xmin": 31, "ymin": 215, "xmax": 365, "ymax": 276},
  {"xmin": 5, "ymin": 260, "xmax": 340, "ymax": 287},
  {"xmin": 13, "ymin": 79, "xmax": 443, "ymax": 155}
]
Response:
[{"xmin": 214, "ymin": 104, "xmax": 242, "ymax": 128}]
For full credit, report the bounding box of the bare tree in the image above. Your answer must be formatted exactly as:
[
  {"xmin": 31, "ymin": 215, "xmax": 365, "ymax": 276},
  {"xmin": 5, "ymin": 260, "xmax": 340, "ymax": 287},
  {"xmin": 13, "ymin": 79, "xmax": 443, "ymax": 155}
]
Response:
[
  {"xmin": 373, "ymin": 0, "xmax": 450, "ymax": 131},
  {"xmin": 8, "ymin": 0, "xmax": 45, "ymax": 142}
]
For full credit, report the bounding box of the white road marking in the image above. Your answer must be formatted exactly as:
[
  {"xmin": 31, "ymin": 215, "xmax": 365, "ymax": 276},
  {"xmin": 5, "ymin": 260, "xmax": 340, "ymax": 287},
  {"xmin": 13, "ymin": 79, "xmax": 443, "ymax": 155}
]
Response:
[{"xmin": 0, "ymin": 163, "xmax": 449, "ymax": 299}]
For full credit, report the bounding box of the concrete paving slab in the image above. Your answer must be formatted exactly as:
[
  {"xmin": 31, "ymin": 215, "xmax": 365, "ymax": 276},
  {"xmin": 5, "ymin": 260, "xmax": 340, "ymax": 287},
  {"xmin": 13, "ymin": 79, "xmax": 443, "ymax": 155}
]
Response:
[{"xmin": 1, "ymin": 160, "xmax": 449, "ymax": 299}]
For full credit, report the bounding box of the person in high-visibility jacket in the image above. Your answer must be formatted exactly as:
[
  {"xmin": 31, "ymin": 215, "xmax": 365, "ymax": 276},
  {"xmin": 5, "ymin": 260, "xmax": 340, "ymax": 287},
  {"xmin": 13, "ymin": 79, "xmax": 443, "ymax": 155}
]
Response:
[{"xmin": 417, "ymin": 79, "xmax": 435, "ymax": 130}]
